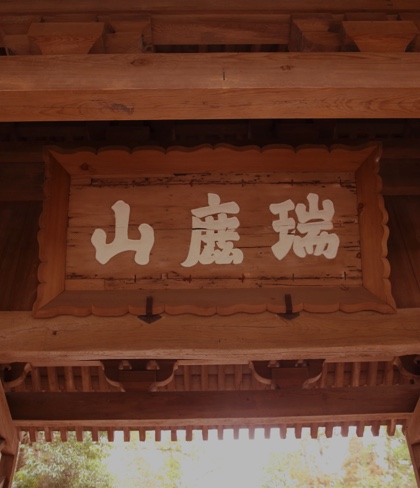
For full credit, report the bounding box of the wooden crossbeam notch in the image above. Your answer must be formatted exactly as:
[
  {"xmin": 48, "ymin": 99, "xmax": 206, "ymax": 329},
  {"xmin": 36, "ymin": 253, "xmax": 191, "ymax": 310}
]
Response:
[
  {"xmin": 28, "ymin": 22, "xmax": 105, "ymax": 54},
  {"xmin": 341, "ymin": 21, "xmax": 419, "ymax": 52},
  {"xmin": 289, "ymin": 18, "xmax": 341, "ymax": 52}
]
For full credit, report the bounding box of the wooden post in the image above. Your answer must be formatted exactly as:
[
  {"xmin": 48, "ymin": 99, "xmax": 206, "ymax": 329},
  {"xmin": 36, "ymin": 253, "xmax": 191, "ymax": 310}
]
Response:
[
  {"xmin": 0, "ymin": 382, "xmax": 19, "ymax": 488},
  {"xmin": 406, "ymin": 398, "xmax": 420, "ymax": 486}
]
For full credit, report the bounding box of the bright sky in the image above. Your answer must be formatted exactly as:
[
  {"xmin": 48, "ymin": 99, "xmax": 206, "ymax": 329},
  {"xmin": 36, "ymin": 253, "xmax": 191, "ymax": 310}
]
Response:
[{"xmin": 106, "ymin": 426, "xmax": 390, "ymax": 487}]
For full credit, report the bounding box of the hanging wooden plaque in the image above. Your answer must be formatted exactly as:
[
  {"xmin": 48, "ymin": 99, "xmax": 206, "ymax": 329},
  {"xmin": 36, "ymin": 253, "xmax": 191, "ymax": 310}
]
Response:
[{"xmin": 33, "ymin": 144, "xmax": 395, "ymax": 317}]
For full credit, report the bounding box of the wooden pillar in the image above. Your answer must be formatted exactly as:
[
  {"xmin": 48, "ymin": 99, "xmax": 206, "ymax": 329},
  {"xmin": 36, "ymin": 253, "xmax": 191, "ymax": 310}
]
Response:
[
  {"xmin": 0, "ymin": 381, "xmax": 19, "ymax": 488},
  {"xmin": 406, "ymin": 398, "xmax": 420, "ymax": 487}
]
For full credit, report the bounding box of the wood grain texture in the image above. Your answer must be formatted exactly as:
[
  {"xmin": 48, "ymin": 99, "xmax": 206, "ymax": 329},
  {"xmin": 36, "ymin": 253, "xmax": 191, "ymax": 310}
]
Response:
[
  {"xmin": 341, "ymin": 21, "xmax": 419, "ymax": 52},
  {"xmin": 66, "ymin": 179, "xmax": 360, "ymax": 282},
  {"xmin": 1, "ymin": 309, "xmax": 420, "ymax": 362},
  {"xmin": 28, "ymin": 22, "xmax": 105, "ymax": 55},
  {"xmin": 151, "ymin": 15, "xmax": 290, "ymax": 46},
  {"xmin": 1, "ymin": 53, "xmax": 420, "ymax": 121}
]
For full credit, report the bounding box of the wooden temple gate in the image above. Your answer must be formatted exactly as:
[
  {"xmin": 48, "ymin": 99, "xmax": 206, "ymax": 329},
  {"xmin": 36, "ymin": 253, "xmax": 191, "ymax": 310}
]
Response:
[{"xmin": 0, "ymin": 1, "xmax": 420, "ymax": 486}]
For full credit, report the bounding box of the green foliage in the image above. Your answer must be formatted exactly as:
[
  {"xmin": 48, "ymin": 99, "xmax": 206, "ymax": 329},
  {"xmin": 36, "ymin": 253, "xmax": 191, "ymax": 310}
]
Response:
[
  {"xmin": 12, "ymin": 432, "xmax": 115, "ymax": 488},
  {"xmin": 261, "ymin": 437, "xmax": 340, "ymax": 488},
  {"xmin": 115, "ymin": 436, "xmax": 193, "ymax": 488},
  {"xmin": 261, "ymin": 427, "xmax": 416, "ymax": 488},
  {"xmin": 339, "ymin": 436, "xmax": 385, "ymax": 488}
]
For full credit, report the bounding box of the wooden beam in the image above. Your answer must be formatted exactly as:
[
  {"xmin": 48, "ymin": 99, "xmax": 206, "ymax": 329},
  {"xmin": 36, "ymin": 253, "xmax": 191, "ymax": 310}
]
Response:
[
  {"xmin": 7, "ymin": 386, "xmax": 420, "ymax": 427},
  {"xmin": 0, "ymin": 309, "xmax": 419, "ymax": 362},
  {"xmin": 0, "ymin": 1, "xmax": 419, "ymax": 15},
  {"xmin": 1, "ymin": 53, "xmax": 420, "ymax": 121}
]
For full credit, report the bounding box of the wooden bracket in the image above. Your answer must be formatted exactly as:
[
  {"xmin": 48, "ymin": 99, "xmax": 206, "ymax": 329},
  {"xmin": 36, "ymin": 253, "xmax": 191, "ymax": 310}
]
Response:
[
  {"xmin": 0, "ymin": 363, "xmax": 31, "ymax": 389},
  {"xmin": 278, "ymin": 293, "xmax": 300, "ymax": 320},
  {"xmin": 250, "ymin": 359, "xmax": 324, "ymax": 388},
  {"xmin": 137, "ymin": 296, "xmax": 162, "ymax": 324},
  {"xmin": 394, "ymin": 355, "xmax": 420, "ymax": 382},
  {"xmin": 102, "ymin": 359, "xmax": 178, "ymax": 391}
]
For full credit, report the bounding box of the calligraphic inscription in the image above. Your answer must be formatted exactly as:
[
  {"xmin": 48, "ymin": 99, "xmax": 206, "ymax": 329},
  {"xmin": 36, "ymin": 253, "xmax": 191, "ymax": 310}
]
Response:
[
  {"xmin": 33, "ymin": 145, "xmax": 396, "ymax": 317},
  {"xmin": 67, "ymin": 183, "xmax": 353, "ymax": 287},
  {"xmin": 89, "ymin": 192, "xmax": 340, "ymax": 270}
]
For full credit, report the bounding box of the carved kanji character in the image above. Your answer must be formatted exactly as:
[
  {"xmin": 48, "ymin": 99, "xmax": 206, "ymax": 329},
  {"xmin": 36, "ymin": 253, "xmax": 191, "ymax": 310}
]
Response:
[
  {"xmin": 91, "ymin": 200, "xmax": 154, "ymax": 265},
  {"xmin": 270, "ymin": 193, "xmax": 339, "ymax": 260},
  {"xmin": 181, "ymin": 193, "xmax": 243, "ymax": 267}
]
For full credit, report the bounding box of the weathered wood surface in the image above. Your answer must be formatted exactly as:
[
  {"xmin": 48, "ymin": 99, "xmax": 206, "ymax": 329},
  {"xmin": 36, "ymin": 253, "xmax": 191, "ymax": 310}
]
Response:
[
  {"xmin": 67, "ymin": 181, "xmax": 360, "ymax": 283},
  {"xmin": 0, "ymin": 309, "xmax": 419, "ymax": 362},
  {"xmin": 0, "ymin": 1, "xmax": 419, "ymax": 15},
  {"xmin": 7, "ymin": 386, "xmax": 420, "ymax": 426},
  {"xmin": 1, "ymin": 53, "xmax": 420, "ymax": 121}
]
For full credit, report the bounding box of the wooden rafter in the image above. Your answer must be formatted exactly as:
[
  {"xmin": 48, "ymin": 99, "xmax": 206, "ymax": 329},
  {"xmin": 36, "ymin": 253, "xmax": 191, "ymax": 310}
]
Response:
[
  {"xmin": 1, "ymin": 53, "xmax": 420, "ymax": 121},
  {"xmin": 0, "ymin": 310, "xmax": 419, "ymax": 363}
]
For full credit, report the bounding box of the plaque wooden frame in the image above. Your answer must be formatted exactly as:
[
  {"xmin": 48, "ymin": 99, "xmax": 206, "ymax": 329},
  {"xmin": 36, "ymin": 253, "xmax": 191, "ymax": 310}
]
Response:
[{"xmin": 33, "ymin": 144, "xmax": 395, "ymax": 317}]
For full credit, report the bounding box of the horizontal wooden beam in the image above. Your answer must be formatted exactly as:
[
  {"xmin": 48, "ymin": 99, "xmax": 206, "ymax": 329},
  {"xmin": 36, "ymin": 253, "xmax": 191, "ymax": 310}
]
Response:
[
  {"xmin": 0, "ymin": 309, "xmax": 419, "ymax": 362},
  {"xmin": 0, "ymin": 1, "xmax": 419, "ymax": 15},
  {"xmin": 1, "ymin": 53, "xmax": 420, "ymax": 121},
  {"xmin": 7, "ymin": 386, "xmax": 420, "ymax": 427}
]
